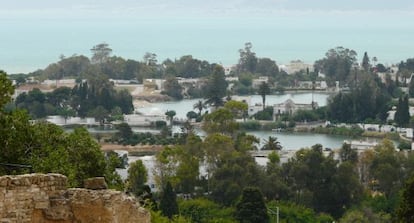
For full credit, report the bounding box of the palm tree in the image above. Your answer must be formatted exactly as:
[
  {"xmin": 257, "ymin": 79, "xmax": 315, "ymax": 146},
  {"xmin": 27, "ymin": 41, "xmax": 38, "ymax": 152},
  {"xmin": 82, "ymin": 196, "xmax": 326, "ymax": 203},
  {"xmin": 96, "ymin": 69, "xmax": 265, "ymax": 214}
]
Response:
[
  {"xmin": 262, "ymin": 136, "xmax": 282, "ymax": 150},
  {"xmin": 193, "ymin": 100, "xmax": 207, "ymax": 116},
  {"xmin": 258, "ymin": 81, "xmax": 271, "ymax": 111}
]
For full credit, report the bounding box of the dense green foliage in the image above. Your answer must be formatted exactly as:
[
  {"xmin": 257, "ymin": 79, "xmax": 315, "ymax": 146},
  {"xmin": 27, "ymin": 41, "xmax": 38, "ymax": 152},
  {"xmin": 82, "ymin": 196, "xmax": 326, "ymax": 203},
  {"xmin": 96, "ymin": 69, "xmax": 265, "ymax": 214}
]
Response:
[
  {"xmin": 127, "ymin": 160, "xmax": 148, "ymax": 196},
  {"xmin": 235, "ymin": 187, "xmax": 269, "ymax": 223},
  {"xmin": 1, "ymin": 73, "xmax": 122, "ymax": 187},
  {"xmin": 314, "ymin": 46, "xmax": 357, "ymax": 87},
  {"xmin": 204, "ymin": 65, "xmax": 228, "ymax": 108},
  {"xmin": 394, "ymin": 94, "xmax": 410, "ymax": 127},
  {"xmin": 163, "ymin": 76, "xmax": 183, "ymax": 100},
  {"xmin": 159, "ymin": 181, "xmax": 179, "ymax": 219},
  {"xmin": 253, "ymin": 106, "xmax": 274, "ymax": 120},
  {"xmin": 30, "ymin": 44, "xmax": 216, "ymax": 83},
  {"xmin": 0, "ymin": 70, "xmax": 14, "ymax": 108},
  {"xmin": 396, "ymin": 176, "xmax": 414, "ymax": 222},
  {"xmin": 15, "ymin": 78, "xmax": 133, "ymax": 120},
  {"xmin": 326, "ymin": 73, "xmax": 391, "ymax": 123},
  {"xmin": 179, "ymin": 198, "xmax": 236, "ymax": 223}
]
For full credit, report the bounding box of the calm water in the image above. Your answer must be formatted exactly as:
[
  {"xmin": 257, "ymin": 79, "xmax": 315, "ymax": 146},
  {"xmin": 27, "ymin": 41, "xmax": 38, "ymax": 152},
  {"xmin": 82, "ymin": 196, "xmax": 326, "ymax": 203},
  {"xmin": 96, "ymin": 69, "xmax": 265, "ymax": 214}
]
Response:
[
  {"xmin": 2, "ymin": 14, "xmax": 414, "ymax": 74},
  {"xmin": 136, "ymin": 92, "xmax": 332, "ymax": 119}
]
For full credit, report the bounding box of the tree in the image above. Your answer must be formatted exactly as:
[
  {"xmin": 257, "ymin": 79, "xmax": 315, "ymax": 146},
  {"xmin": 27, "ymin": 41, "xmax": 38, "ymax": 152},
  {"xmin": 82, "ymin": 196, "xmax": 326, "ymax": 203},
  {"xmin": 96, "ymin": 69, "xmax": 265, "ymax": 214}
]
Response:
[
  {"xmin": 339, "ymin": 143, "xmax": 358, "ymax": 163},
  {"xmin": 193, "ymin": 100, "xmax": 207, "ymax": 116},
  {"xmin": 235, "ymin": 187, "xmax": 269, "ymax": 223},
  {"xmin": 362, "ymin": 51, "xmax": 371, "ymax": 72},
  {"xmin": 127, "ymin": 160, "xmax": 148, "ymax": 196},
  {"xmin": 163, "ymin": 76, "xmax": 183, "ymax": 100},
  {"xmin": 87, "ymin": 105, "xmax": 109, "ymax": 124},
  {"xmin": 115, "ymin": 123, "xmax": 133, "ymax": 143},
  {"xmin": 340, "ymin": 208, "xmax": 391, "ymax": 223},
  {"xmin": 314, "ymin": 46, "xmax": 357, "ymax": 87},
  {"xmin": 143, "ymin": 52, "xmax": 157, "ymax": 66},
  {"xmin": 370, "ymin": 140, "xmax": 404, "ymax": 197},
  {"xmin": 258, "ymin": 81, "xmax": 271, "ymax": 110},
  {"xmin": 395, "ymin": 94, "xmax": 410, "ymax": 127},
  {"xmin": 262, "ymin": 136, "xmax": 282, "ymax": 150},
  {"xmin": 159, "ymin": 181, "xmax": 179, "ymax": 219},
  {"xmin": 66, "ymin": 127, "xmax": 108, "ymax": 187},
  {"xmin": 186, "ymin": 111, "xmax": 198, "ymax": 121},
  {"xmin": 0, "ymin": 71, "xmax": 14, "ymax": 109},
  {"xmin": 397, "ymin": 176, "xmax": 414, "ymax": 222},
  {"xmin": 224, "ymin": 100, "xmax": 248, "ymax": 119},
  {"xmin": 202, "ymin": 108, "xmax": 238, "ymax": 136},
  {"xmin": 256, "ymin": 57, "xmax": 279, "ymax": 77},
  {"xmin": 204, "ymin": 65, "xmax": 228, "ymax": 108},
  {"xmin": 165, "ymin": 110, "xmax": 176, "ymax": 127},
  {"xmin": 238, "ymin": 42, "xmax": 258, "ymax": 73},
  {"xmin": 91, "ymin": 42, "xmax": 112, "ymax": 64}
]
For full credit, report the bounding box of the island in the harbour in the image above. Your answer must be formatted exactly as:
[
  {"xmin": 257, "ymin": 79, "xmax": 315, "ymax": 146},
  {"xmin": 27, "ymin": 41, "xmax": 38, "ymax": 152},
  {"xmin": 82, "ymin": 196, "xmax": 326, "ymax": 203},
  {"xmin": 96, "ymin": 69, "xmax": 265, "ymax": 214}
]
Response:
[{"xmin": 2, "ymin": 42, "xmax": 414, "ymax": 222}]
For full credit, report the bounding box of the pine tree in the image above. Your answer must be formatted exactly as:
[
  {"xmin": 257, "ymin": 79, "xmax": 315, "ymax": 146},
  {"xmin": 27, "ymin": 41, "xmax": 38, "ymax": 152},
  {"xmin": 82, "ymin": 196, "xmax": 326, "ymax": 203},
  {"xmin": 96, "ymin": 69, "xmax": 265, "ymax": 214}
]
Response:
[
  {"xmin": 204, "ymin": 65, "xmax": 228, "ymax": 109},
  {"xmin": 159, "ymin": 181, "xmax": 178, "ymax": 219},
  {"xmin": 235, "ymin": 187, "xmax": 269, "ymax": 223}
]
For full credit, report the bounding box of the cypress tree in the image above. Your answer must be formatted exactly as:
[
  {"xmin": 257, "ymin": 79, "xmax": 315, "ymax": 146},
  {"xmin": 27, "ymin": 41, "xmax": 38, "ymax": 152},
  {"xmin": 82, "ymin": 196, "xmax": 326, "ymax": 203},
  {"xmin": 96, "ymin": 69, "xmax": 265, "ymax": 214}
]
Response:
[
  {"xmin": 395, "ymin": 94, "xmax": 410, "ymax": 127},
  {"xmin": 362, "ymin": 52, "xmax": 370, "ymax": 72},
  {"xmin": 235, "ymin": 187, "xmax": 269, "ymax": 223},
  {"xmin": 402, "ymin": 94, "xmax": 410, "ymax": 127},
  {"xmin": 159, "ymin": 181, "xmax": 178, "ymax": 219}
]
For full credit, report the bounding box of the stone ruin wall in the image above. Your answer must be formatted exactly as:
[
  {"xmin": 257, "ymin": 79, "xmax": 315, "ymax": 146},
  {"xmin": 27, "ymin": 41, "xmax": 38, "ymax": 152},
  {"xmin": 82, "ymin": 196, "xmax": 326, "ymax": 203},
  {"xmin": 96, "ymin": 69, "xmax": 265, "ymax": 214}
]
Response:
[{"xmin": 0, "ymin": 173, "xmax": 151, "ymax": 223}]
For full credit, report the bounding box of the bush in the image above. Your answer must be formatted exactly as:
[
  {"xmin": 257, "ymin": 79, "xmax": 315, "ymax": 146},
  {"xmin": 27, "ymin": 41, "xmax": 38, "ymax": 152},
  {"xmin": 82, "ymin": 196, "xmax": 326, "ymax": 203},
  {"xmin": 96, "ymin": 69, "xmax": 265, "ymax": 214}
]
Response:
[
  {"xmin": 253, "ymin": 107, "xmax": 273, "ymax": 120},
  {"xmin": 398, "ymin": 140, "xmax": 411, "ymax": 150},
  {"xmin": 239, "ymin": 121, "xmax": 261, "ymax": 131},
  {"xmin": 154, "ymin": 120, "xmax": 167, "ymax": 128}
]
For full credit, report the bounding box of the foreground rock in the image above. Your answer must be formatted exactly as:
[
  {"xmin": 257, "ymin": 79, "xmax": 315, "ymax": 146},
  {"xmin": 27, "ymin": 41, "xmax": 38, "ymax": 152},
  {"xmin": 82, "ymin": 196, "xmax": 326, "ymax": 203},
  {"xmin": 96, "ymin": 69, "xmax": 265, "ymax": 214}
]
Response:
[{"xmin": 0, "ymin": 174, "xmax": 150, "ymax": 223}]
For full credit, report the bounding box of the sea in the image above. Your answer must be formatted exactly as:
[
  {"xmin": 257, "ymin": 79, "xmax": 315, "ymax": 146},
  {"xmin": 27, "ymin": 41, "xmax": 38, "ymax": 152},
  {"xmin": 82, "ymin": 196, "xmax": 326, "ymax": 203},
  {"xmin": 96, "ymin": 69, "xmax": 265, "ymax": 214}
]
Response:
[{"xmin": 1, "ymin": 11, "xmax": 414, "ymax": 74}]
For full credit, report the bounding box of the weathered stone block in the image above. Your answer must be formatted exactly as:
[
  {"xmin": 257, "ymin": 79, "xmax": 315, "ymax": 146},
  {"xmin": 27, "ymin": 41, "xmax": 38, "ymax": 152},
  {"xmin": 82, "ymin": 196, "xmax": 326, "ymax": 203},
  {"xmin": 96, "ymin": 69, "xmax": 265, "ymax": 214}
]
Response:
[{"xmin": 84, "ymin": 177, "xmax": 108, "ymax": 190}]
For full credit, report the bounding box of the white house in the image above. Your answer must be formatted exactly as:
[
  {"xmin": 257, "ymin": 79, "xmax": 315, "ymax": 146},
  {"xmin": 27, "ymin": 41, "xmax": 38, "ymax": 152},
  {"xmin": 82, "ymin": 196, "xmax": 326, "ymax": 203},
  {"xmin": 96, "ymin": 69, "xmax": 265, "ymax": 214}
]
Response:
[
  {"xmin": 124, "ymin": 114, "xmax": 166, "ymax": 127},
  {"xmin": 281, "ymin": 60, "xmax": 314, "ymax": 74},
  {"xmin": 273, "ymin": 99, "xmax": 317, "ymax": 117},
  {"xmin": 46, "ymin": 116, "xmax": 97, "ymax": 126}
]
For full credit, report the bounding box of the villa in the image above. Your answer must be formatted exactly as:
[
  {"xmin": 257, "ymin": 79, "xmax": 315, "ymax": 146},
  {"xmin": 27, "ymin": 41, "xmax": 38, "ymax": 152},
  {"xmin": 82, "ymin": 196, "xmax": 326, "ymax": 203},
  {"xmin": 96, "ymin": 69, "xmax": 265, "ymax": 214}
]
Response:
[{"xmin": 273, "ymin": 99, "xmax": 318, "ymax": 117}]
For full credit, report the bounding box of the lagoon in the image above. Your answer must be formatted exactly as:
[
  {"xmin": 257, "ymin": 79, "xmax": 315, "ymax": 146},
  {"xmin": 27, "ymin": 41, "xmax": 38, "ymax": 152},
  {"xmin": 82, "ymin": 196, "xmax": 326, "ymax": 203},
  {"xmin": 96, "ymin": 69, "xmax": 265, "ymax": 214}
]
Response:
[{"xmin": 136, "ymin": 92, "xmax": 333, "ymax": 119}]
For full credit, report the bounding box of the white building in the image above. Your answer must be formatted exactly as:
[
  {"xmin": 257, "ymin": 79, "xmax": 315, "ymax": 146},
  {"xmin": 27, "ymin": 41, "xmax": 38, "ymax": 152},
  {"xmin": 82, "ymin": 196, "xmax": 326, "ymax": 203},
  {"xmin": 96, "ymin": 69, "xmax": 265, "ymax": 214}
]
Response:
[
  {"xmin": 273, "ymin": 99, "xmax": 317, "ymax": 117},
  {"xmin": 281, "ymin": 60, "xmax": 314, "ymax": 75},
  {"xmin": 124, "ymin": 114, "xmax": 166, "ymax": 127},
  {"xmin": 297, "ymin": 81, "xmax": 328, "ymax": 90},
  {"xmin": 46, "ymin": 116, "xmax": 97, "ymax": 126}
]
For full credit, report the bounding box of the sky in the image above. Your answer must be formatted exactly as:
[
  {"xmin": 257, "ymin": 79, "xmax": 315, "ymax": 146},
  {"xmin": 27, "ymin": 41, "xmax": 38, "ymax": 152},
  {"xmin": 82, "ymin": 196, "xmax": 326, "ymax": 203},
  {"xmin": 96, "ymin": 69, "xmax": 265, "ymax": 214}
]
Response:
[
  {"xmin": 2, "ymin": 0, "xmax": 414, "ymax": 18},
  {"xmin": 1, "ymin": 0, "xmax": 414, "ymax": 73}
]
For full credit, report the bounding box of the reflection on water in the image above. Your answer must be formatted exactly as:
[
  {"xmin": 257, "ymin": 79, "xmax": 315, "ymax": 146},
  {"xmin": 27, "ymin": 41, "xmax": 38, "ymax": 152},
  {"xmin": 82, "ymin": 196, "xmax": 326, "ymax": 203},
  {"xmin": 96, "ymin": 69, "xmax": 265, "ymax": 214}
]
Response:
[
  {"xmin": 136, "ymin": 92, "xmax": 333, "ymax": 119},
  {"xmin": 249, "ymin": 131, "xmax": 348, "ymax": 150}
]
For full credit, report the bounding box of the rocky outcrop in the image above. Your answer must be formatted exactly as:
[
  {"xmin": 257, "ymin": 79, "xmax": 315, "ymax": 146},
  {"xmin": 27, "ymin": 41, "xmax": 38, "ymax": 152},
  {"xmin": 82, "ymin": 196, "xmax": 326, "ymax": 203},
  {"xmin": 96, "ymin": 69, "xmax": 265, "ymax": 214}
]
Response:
[{"xmin": 0, "ymin": 174, "xmax": 151, "ymax": 223}]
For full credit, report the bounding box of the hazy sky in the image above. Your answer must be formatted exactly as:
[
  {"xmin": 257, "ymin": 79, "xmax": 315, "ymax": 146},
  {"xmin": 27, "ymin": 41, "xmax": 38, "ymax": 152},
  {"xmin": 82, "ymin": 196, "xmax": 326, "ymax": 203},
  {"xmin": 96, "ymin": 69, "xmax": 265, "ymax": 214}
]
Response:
[{"xmin": 2, "ymin": 0, "xmax": 414, "ymax": 18}]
